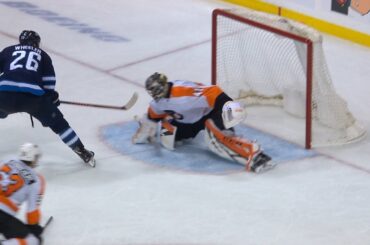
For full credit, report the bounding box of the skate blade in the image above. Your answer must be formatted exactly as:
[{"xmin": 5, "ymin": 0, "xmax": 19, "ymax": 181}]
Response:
[{"xmin": 87, "ymin": 158, "xmax": 96, "ymax": 168}]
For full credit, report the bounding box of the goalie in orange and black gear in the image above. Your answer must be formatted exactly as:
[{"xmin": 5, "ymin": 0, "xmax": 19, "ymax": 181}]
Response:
[
  {"xmin": 143, "ymin": 72, "xmax": 240, "ymax": 140},
  {"xmin": 132, "ymin": 72, "xmax": 275, "ymax": 173}
]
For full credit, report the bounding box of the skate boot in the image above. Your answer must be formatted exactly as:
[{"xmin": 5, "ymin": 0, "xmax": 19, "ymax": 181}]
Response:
[
  {"xmin": 250, "ymin": 151, "xmax": 275, "ymax": 173},
  {"xmin": 73, "ymin": 146, "xmax": 96, "ymax": 167}
]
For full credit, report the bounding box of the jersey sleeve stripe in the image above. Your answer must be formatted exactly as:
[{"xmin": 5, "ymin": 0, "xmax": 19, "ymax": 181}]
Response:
[
  {"xmin": 42, "ymin": 76, "xmax": 56, "ymax": 81},
  {"xmin": 0, "ymin": 81, "xmax": 44, "ymax": 95},
  {"xmin": 38, "ymin": 174, "xmax": 46, "ymax": 195},
  {"xmin": 148, "ymin": 107, "xmax": 166, "ymax": 120},
  {"xmin": 15, "ymin": 238, "xmax": 26, "ymax": 245},
  {"xmin": 171, "ymin": 86, "xmax": 195, "ymax": 97},
  {"xmin": 27, "ymin": 209, "xmax": 40, "ymax": 224},
  {"xmin": 43, "ymin": 85, "xmax": 55, "ymax": 90},
  {"xmin": 202, "ymin": 86, "xmax": 223, "ymax": 107},
  {"xmin": 26, "ymin": 174, "xmax": 45, "ymax": 225}
]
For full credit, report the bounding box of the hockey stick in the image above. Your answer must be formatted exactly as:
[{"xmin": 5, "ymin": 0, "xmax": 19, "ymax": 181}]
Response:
[
  {"xmin": 60, "ymin": 92, "xmax": 138, "ymax": 110},
  {"xmin": 42, "ymin": 216, "xmax": 53, "ymax": 232},
  {"xmin": 0, "ymin": 216, "xmax": 53, "ymax": 242}
]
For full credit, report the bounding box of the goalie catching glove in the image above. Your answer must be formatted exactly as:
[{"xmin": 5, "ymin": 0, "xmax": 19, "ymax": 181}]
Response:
[
  {"xmin": 132, "ymin": 114, "xmax": 178, "ymax": 151},
  {"xmin": 204, "ymin": 119, "xmax": 276, "ymax": 173},
  {"xmin": 132, "ymin": 114, "xmax": 158, "ymax": 144}
]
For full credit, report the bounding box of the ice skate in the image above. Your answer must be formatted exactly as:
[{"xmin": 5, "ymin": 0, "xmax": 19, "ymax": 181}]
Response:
[{"xmin": 73, "ymin": 146, "xmax": 96, "ymax": 167}]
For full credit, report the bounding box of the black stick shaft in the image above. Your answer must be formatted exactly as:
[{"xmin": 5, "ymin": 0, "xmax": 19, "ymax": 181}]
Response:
[
  {"xmin": 43, "ymin": 216, "xmax": 53, "ymax": 232},
  {"xmin": 60, "ymin": 100, "xmax": 126, "ymax": 110},
  {"xmin": 60, "ymin": 92, "xmax": 138, "ymax": 110}
]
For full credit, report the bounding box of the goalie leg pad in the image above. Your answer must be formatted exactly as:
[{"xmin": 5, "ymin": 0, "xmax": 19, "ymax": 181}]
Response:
[
  {"xmin": 132, "ymin": 114, "xmax": 158, "ymax": 144},
  {"xmin": 160, "ymin": 120, "xmax": 177, "ymax": 150},
  {"xmin": 205, "ymin": 119, "xmax": 259, "ymax": 166},
  {"xmin": 205, "ymin": 119, "xmax": 275, "ymax": 172}
]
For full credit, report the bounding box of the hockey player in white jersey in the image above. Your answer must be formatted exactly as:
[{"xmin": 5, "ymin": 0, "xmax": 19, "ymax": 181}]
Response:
[
  {"xmin": 132, "ymin": 72, "xmax": 275, "ymax": 173},
  {"xmin": 0, "ymin": 143, "xmax": 45, "ymax": 245}
]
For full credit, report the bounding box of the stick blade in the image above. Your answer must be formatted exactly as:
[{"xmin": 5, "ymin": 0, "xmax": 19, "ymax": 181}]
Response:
[
  {"xmin": 123, "ymin": 92, "xmax": 139, "ymax": 110},
  {"xmin": 44, "ymin": 215, "xmax": 54, "ymax": 229}
]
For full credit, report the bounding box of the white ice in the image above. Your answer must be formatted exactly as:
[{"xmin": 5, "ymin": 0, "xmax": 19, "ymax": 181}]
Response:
[{"xmin": 0, "ymin": 0, "xmax": 370, "ymax": 244}]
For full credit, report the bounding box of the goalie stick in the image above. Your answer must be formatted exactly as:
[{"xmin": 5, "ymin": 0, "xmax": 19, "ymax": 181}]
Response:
[{"xmin": 60, "ymin": 92, "xmax": 138, "ymax": 110}]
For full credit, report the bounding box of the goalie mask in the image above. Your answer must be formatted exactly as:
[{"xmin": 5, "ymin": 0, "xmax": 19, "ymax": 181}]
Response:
[
  {"xmin": 19, "ymin": 30, "xmax": 41, "ymax": 48},
  {"xmin": 145, "ymin": 72, "xmax": 169, "ymax": 101},
  {"xmin": 222, "ymin": 101, "xmax": 246, "ymax": 129}
]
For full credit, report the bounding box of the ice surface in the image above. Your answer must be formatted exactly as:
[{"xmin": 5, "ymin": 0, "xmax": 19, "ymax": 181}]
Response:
[{"xmin": 0, "ymin": 0, "xmax": 369, "ymax": 244}]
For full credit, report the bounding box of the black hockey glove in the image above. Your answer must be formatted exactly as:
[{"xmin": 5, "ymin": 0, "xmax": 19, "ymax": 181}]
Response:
[
  {"xmin": 45, "ymin": 91, "xmax": 60, "ymax": 106},
  {"xmin": 26, "ymin": 224, "xmax": 43, "ymax": 237}
]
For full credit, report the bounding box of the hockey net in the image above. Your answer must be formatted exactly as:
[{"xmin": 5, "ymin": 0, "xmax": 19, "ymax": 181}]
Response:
[{"xmin": 212, "ymin": 8, "xmax": 366, "ymax": 148}]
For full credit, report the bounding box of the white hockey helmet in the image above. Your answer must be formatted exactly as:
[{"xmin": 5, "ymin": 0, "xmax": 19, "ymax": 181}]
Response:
[
  {"xmin": 18, "ymin": 143, "xmax": 42, "ymax": 163},
  {"xmin": 222, "ymin": 101, "xmax": 246, "ymax": 129}
]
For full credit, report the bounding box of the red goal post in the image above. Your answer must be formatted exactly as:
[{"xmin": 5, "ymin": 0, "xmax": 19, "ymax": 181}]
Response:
[{"xmin": 211, "ymin": 8, "xmax": 365, "ymax": 149}]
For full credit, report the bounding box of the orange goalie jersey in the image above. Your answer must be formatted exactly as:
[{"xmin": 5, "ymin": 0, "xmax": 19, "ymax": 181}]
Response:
[
  {"xmin": 0, "ymin": 159, "xmax": 45, "ymax": 224},
  {"xmin": 148, "ymin": 80, "xmax": 223, "ymax": 123}
]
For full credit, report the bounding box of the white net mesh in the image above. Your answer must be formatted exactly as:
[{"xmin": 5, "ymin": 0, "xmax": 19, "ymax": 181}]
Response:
[{"xmin": 214, "ymin": 8, "xmax": 366, "ymax": 147}]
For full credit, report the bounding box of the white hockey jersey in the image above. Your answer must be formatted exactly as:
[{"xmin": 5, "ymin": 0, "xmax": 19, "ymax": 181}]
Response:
[
  {"xmin": 0, "ymin": 159, "xmax": 45, "ymax": 224},
  {"xmin": 148, "ymin": 80, "xmax": 223, "ymax": 124}
]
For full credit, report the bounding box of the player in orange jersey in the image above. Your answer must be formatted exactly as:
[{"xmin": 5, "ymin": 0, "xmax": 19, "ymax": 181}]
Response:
[
  {"xmin": 132, "ymin": 72, "xmax": 275, "ymax": 173},
  {"xmin": 0, "ymin": 143, "xmax": 45, "ymax": 245}
]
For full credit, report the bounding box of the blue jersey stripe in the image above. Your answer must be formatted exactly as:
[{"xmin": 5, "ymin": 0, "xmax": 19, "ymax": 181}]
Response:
[{"xmin": 0, "ymin": 80, "xmax": 44, "ymax": 95}]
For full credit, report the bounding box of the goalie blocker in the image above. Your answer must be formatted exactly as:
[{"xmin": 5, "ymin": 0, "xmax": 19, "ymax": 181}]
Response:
[{"xmin": 204, "ymin": 119, "xmax": 275, "ymax": 173}]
